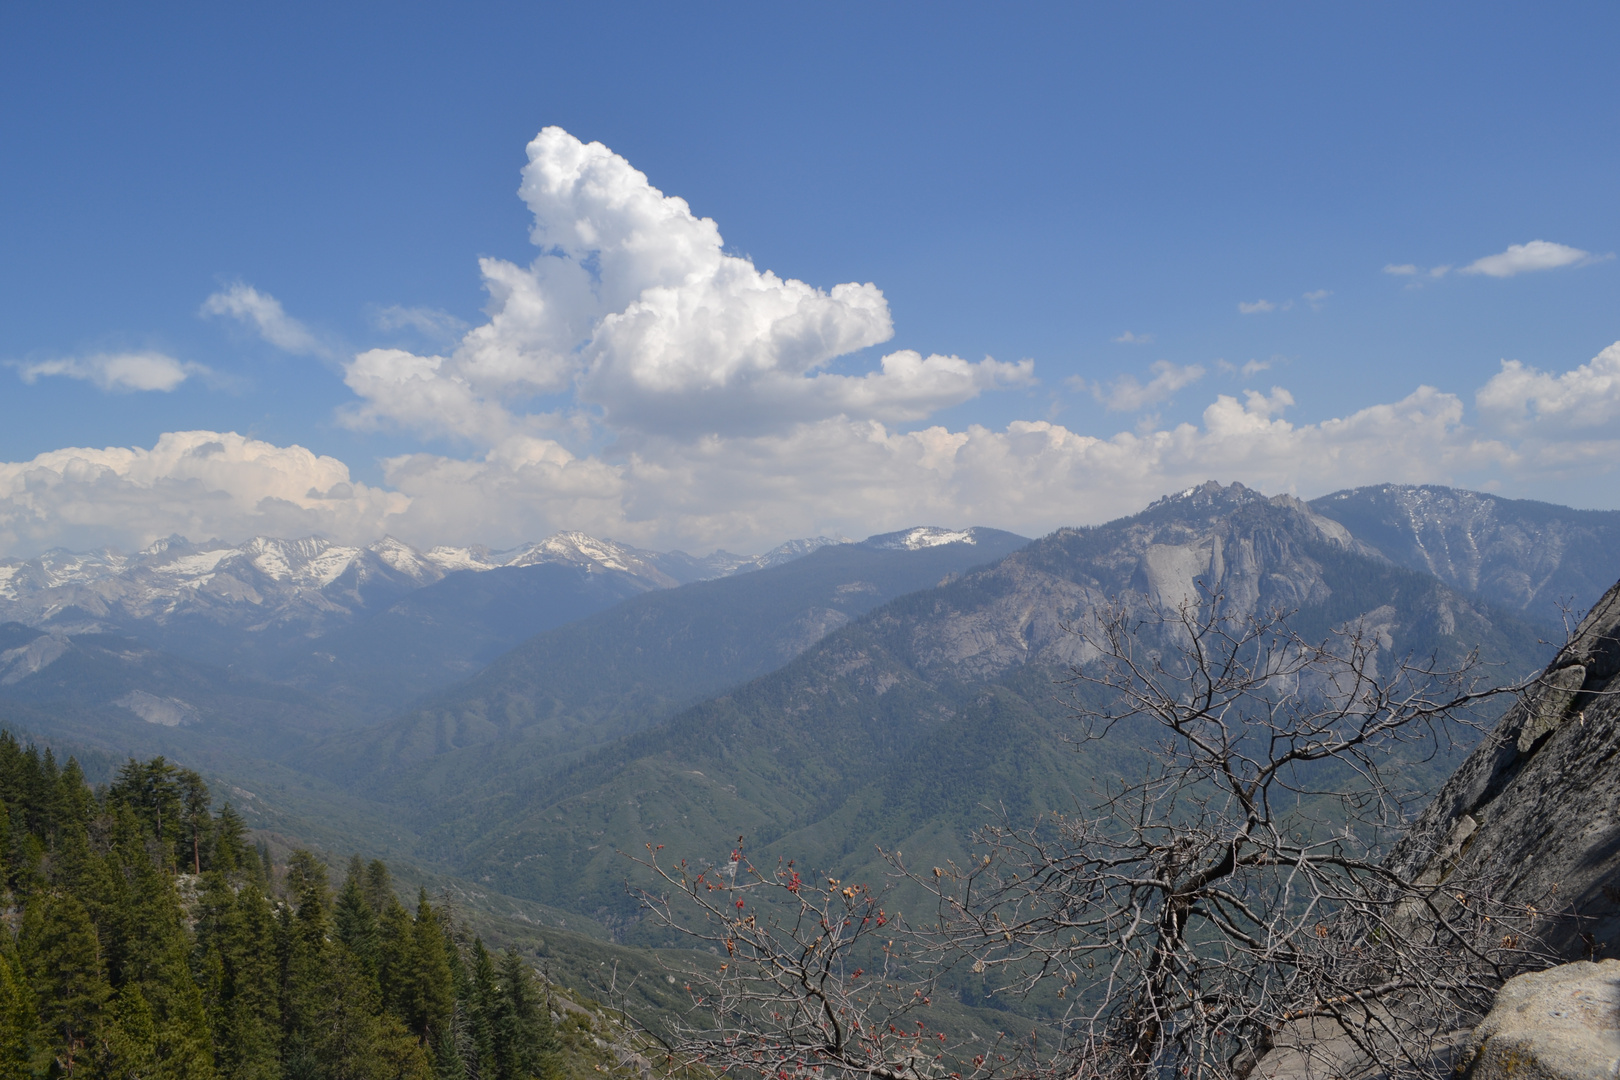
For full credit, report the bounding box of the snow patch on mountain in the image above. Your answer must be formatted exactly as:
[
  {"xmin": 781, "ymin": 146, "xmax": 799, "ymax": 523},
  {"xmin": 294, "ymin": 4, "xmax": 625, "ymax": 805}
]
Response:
[
  {"xmin": 0, "ymin": 528, "xmax": 860, "ymax": 640},
  {"xmin": 865, "ymin": 527, "xmax": 976, "ymax": 550}
]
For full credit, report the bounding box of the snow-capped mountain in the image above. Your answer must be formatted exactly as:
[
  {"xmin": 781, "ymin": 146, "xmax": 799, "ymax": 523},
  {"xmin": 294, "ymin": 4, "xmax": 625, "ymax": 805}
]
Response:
[
  {"xmin": 864, "ymin": 526, "xmax": 982, "ymax": 550},
  {"xmin": 0, "ymin": 531, "xmax": 851, "ymax": 641}
]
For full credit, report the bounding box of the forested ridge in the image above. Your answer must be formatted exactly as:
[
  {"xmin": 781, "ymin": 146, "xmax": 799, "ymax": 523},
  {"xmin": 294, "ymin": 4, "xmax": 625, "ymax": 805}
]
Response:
[{"xmin": 0, "ymin": 735, "xmax": 562, "ymax": 1080}]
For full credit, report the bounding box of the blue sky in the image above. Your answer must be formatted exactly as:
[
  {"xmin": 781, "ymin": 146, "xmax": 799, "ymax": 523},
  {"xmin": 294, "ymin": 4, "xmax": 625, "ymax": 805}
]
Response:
[{"xmin": 2, "ymin": 3, "xmax": 1618, "ymax": 556}]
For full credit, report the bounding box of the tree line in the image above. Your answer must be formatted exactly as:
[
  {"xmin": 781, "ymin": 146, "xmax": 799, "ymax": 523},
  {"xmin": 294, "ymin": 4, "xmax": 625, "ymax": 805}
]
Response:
[{"xmin": 0, "ymin": 736, "xmax": 560, "ymax": 1080}]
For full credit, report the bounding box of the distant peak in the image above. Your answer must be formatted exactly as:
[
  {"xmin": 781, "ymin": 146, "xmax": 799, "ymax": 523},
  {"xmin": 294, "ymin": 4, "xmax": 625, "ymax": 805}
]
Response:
[
  {"xmin": 864, "ymin": 527, "xmax": 976, "ymax": 551},
  {"xmin": 139, "ymin": 534, "xmax": 193, "ymax": 556},
  {"xmin": 1146, "ymin": 480, "xmax": 1265, "ymax": 511}
]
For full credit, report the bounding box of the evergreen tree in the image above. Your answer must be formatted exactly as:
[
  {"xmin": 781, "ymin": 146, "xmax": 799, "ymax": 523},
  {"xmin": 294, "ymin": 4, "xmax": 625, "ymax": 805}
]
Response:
[
  {"xmin": 467, "ymin": 941, "xmax": 498, "ymax": 1080},
  {"xmin": 178, "ymin": 771, "xmax": 211, "ymax": 875},
  {"xmin": 109, "ymin": 758, "xmax": 185, "ymax": 871},
  {"xmin": 283, "ymin": 851, "xmax": 334, "ymax": 1045},
  {"xmin": 362, "ymin": 861, "xmax": 394, "ymax": 916},
  {"xmin": 404, "ymin": 892, "xmax": 454, "ymax": 1050},
  {"xmin": 335, "ymin": 857, "xmax": 381, "ymax": 983},
  {"xmin": 375, "ymin": 896, "xmax": 415, "ymax": 1026},
  {"xmin": 195, "ymin": 872, "xmax": 280, "ymax": 1080},
  {"xmin": 0, "ymin": 741, "xmax": 569, "ymax": 1080},
  {"xmin": 212, "ymin": 805, "xmax": 249, "ymax": 876},
  {"xmin": 0, "ymin": 942, "xmax": 37, "ymax": 1080},
  {"xmin": 496, "ymin": 951, "xmax": 557, "ymax": 1080},
  {"xmin": 20, "ymin": 889, "xmax": 108, "ymax": 1078},
  {"xmin": 100, "ymin": 804, "xmax": 215, "ymax": 1080}
]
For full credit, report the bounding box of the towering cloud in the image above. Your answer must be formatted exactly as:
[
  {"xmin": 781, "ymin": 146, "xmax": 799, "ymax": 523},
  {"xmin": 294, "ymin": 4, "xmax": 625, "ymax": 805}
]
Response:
[{"xmin": 340, "ymin": 127, "xmax": 1030, "ymax": 442}]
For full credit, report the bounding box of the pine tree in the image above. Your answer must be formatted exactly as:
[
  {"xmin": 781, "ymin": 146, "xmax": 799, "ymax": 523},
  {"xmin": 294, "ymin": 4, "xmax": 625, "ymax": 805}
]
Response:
[
  {"xmin": 335, "ymin": 857, "xmax": 381, "ymax": 983},
  {"xmin": 363, "ymin": 861, "xmax": 394, "ymax": 915},
  {"xmin": 376, "ymin": 896, "xmax": 414, "ymax": 1025},
  {"xmin": 283, "ymin": 851, "xmax": 334, "ymax": 1045},
  {"xmin": 0, "ymin": 941, "xmax": 37, "ymax": 1080},
  {"xmin": 20, "ymin": 889, "xmax": 108, "ymax": 1078},
  {"xmin": 0, "ymin": 745, "xmax": 577, "ymax": 1080},
  {"xmin": 195, "ymin": 872, "xmax": 280, "ymax": 1080},
  {"xmin": 212, "ymin": 805, "xmax": 249, "ymax": 876},
  {"xmin": 178, "ymin": 770, "xmax": 211, "ymax": 875},
  {"xmin": 404, "ymin": 892, "xmax": 454, "ymax": 1051},
  {"xmin": 497, "ymin": 951, "xmax": 558, "ymax": 1080},
  {"xmin": 102, "ymin": 982, "xmax": 160, "ymax": 1080},
  {"xmin": 100, "ymin": 803, "xmax": 216, "ymax": 1080},
  {"xmin": 467, "ymin": 940, "xmax": 498, "ymax": 1080}
]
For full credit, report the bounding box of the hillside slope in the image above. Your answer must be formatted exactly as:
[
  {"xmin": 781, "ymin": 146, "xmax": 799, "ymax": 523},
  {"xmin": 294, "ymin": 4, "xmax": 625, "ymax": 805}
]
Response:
[
  {"xmin": 317, "ymin": 528, "xmax": 1031, "ymax": 796},
  {"xmin": 1311, "ymin": 484, "xmax": 1620, "ymax": 627},
  {"xmin": 391, "ymin": 483, "xmax": 1550, "ymax": 929}
]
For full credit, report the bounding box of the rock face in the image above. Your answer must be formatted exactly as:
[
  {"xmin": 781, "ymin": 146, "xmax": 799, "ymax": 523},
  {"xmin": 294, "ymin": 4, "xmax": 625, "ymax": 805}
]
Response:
[
  {"xmin": 1386, "ymin": 579, "xmax": 1620, "ymax": 960},
  {"xmin": 1458, "ymin": 960, "xmax": 1620, "ymax": 1080}
]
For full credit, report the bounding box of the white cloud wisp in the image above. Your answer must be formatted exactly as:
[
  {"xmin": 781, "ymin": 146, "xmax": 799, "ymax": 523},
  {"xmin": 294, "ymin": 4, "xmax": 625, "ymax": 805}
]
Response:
[
  {"xmin": 1092, "ymin": 361, "xmax": 1205, "ymax": 412},
  {"xmin": 13, "ymin": 352, "xmax": 208, "ymax": 393},
  {"xmin": 1461, "ymin": 240, "xmax": 1606, "ymax": 278},
  {"xmin": 201, "ymin": 282, "xmax": 334, "ymax": 357}
]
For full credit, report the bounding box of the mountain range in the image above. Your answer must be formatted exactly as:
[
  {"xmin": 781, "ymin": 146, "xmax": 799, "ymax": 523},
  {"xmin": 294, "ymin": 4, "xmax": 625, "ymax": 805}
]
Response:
[{"xmin": 1, "ymin": 482, "xmax": 1616, "ymax": 949}]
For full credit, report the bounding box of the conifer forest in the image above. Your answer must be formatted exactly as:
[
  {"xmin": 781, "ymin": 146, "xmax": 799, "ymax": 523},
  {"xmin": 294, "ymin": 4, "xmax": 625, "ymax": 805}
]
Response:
[{"xmin": 0, "ymin": 737, "xmax": 561, "ymax": 1080}]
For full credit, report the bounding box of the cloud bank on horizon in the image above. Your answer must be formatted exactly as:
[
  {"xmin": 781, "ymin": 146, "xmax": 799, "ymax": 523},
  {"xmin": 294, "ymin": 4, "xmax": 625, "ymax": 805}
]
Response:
[{"xmin": 3, "ymin": 128, "xmax": 1618, "ymax": 558}]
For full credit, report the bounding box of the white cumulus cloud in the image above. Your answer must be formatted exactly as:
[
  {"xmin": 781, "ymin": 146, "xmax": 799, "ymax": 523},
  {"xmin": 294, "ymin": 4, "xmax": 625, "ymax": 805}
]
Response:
[
  {"xmin": 0, "ymin": 431, "xmax": 407, "ymax": 555},
  {"xmin": 1238, "ymin": 299, "xmax": 1275, "ymax": 314},
  {"xmin": 14, "ymin": 351, "xmax": 1620, "ymax": 557},
  {"xmin": 202, "ymin": 282, "xmax": 334, "ymax": 357},
  {"xmin": 1477, "ymin": 341, "xmax": 1620, "ymax": 433},
  {"xmin": 1460, "ymin": 240, "xmax": 1604, "ymax": 278},
  {"xmin": 1112, "ymin": 331, "xmax": 1154, "ymax": 344},
  {"xmin": 13, "ymin": 352, "xmax": 208, "ymax": 393},
  {"xmin": 339, "ymin": 127, "xmax": 1024, "ymax": 441}
]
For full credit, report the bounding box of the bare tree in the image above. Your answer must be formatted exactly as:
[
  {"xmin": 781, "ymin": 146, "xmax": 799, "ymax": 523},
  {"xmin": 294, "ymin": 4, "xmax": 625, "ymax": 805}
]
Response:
[
  {"xmin": 630, "ymin": 841, "xmax": 1029, "ymax": 1080},
  {"xmin": 633, "ymin": 594, "xmax": 1561, "ymax": 1080}
]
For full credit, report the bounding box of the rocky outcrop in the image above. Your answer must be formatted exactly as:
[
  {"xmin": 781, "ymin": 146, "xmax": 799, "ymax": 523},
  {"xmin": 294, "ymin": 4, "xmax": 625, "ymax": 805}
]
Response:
[
  {"xmin": 1386, "ymin": 579, "xmax": 1620, "ymax": 960},
  {"xmin": 1258, "ymin": 581, "xmax": 1620, "ymax": 1080},
  {"xmin": 1457, "ymin": 961, "xmax": 1620, "ymax": 1080}
]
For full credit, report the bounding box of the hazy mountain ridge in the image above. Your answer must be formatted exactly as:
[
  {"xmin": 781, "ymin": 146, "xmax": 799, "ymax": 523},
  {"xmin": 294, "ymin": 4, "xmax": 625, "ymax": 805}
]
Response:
[
  {"xmin": 0, "ymin": 529, "xmax": 847, "ymax": 642},
  {"xmin": 1310, "ymin": 484, "xmax": 1620, "ymax": 626},
  {"xmin": 309, "ymin": 527, "xmax": 1032, "ymax": 799},
  {"xmin": 378, "ymin": 485, "xmax": 1548, "ymax": 927}
]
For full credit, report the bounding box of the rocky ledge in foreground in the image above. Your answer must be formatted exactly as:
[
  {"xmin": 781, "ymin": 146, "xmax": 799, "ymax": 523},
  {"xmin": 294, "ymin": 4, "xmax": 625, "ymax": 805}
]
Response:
[{"xmin": 1457, "ymin": 960, "xmax": 1620, "ymax": 1080}]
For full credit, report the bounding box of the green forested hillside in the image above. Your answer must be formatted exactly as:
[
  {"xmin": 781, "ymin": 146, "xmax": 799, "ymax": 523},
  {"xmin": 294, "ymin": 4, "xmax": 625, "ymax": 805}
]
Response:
[
  {"xmin": 0, "ymin": 739, "xmax": 569, "ymax": 1080},
  {"xmin": 0, "ymin": 625, "xmax": 359, "ymax": 762},
  {"xmin": 264, "ymin": 563, "xmax": 660, "ymax": 723},
  {"xmin": 381, "ymin": 489, "xmax": 1551, "ymax": 931}
]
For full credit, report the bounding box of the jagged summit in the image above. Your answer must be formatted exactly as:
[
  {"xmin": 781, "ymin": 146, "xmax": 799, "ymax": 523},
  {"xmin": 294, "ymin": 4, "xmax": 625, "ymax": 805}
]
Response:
[{"xmin": 1146, "ymin": 478, "xmax": 1271, "ymax": 511}]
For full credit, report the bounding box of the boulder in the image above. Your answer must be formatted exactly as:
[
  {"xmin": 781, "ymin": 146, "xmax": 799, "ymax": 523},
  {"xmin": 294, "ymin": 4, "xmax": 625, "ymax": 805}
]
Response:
[{"xmin": 1458, "ymin": 960, "xmax": 1620, "ymax": 1080}]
